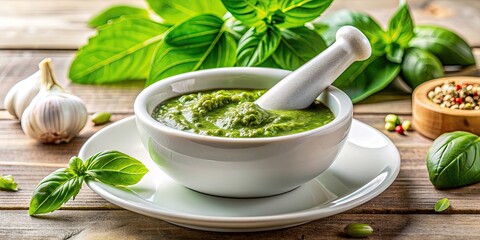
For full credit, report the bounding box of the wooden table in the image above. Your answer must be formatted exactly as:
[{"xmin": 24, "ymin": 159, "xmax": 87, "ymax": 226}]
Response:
[{"xmin": 1, "ymin": 0, "xmax": 480, "ymax": 239}]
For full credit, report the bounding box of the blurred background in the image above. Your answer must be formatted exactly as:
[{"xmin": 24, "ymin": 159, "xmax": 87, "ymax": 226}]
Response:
[
  {"xmin": 0, "ymin": 0, "xmax": 478, "ymax": 49},
  {"xmin": 1, "ymin": 0, "xmax": 478, "ymax": 112}
]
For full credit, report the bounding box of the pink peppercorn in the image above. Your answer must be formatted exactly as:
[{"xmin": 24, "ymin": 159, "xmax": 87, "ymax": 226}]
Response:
[{"xmin": 395, "ymin": 125, "xmax": 404, "ymax": 135}]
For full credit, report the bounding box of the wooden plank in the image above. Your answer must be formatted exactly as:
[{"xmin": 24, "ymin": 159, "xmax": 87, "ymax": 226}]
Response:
[
  {"xmin": 0, "ymin": 211, "xmax": 479, "ymax": 239},
  {"xmin": 0, "ymin": 0, "xmax": 145, "ymax": 49},
  {"xmin": 1, "ymin": 50, "xmax": 479, "ymax": 115},
  {"xmin": 4, "ymin": 143, "xmax": 480, "ymax": 213},
  {"xmin": 324, "ymin": 0, "xmax": 480, "ymax": 47},
  {"xmin": 0, "ymin": 51, "xmax": 143, "ymax": 113},
  {"xmin": 0, "ymin": 113, "xmax": 132, "ymax": 164},
  {"xmin": 0, "ymin": 0, "xmax": 479, "ymax": 49},
  {"xmin": 0, "ymin": 113, "xmax": 431, "ymax": 165}
]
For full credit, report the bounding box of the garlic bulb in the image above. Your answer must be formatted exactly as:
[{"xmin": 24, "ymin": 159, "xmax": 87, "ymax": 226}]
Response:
[
  {"xmin": 21, "ymin": 59, "xmax": 88, "ymax": 144},
  {"xmin": 4, "ymin": 71, "xmax": 42, "ymax": 119}
]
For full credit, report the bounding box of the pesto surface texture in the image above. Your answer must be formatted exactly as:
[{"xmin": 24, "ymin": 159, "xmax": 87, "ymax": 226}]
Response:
[{"xmin": 152, "ymin": 89, "xmax": 335, "ymax": 138}]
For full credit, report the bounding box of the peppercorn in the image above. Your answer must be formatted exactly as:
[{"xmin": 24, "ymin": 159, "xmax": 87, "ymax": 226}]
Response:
[
  {"xmin": 428, "ymin": 81, "xmax": 480, "ymax": 110},
  {"xmin": 385, "ymin": 122, "xmax": 396, "ymax": 131},
  {"xmin": 395, "ymin": 125, "xmax": 404, "ymax": 135},
  {"xmin": 385, "ymin": 114, "xmax": 399, "ymax": 125},
  {"xmin": 402, "ymin": 120, "xmax": 411, "ymax": 131}
]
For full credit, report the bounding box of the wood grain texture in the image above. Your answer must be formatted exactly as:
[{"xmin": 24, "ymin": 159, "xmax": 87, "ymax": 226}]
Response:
[
  {"xmin": 0, "ymin": 51, "xmax": 144, "ymax": 113},
  {"xmin": 0, "ymin": 50, "xmax": 479, "ymax": 115},
  {"xmin": 0, "ymin": 0, "xmax": 479, "ymax": 49},
  {"xmin": 0, "ymin": 113, "xmax": 430, "ymax": 165},
  {"xmin": 0, "ymin": 211, "xmax": 479, "ymax": 239},
  {"xmin": 0, "ymin": 0, "xmax": 480, "ymax": 49},
  {"xmin": 324, "ymin": 0, "xmax": 480, "ymax": 47},
  {"xmin": 2, "ymin": 129, "xmax": 480, "ymax": 214},
  {"xmin": 0, "ymin": 0, "xmax": 146, "ymax": 49},
  {"xmin": 1, "ymin": 0, "xmax": 480, "ymax": 238}
]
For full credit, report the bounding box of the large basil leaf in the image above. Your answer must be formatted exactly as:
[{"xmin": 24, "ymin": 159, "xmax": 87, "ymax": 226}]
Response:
[
  {"xmin": 387, "ymin": 1, "xmax": 414, "ymax": 48},
  {"xmin": 313, "ymin": 10, "xmax": 385, "ymax": 55},
  {"xmin": 0, "ymin": 175, "xmax": 18, "ymax": 191},
  {"xmin": 236, "ymin": 26, "xmax": 281, "ymax": 67},
  {"xmin": 146, "ymin": 0, "xmax": 227, "ymax": 24},
  {"xmin": 401, "ymin": 48, "xmax": 444, "ymax": 88},
  {"xmin": 333, "ymin": 56, "xmax": 400, "ymax": 103},
  {"xmin": 272, "ymin": 27, "xmax": 326, "ymax": 70},
  {"xmin": 225, "ymin": 18, "xmax": 249, "ymax": 41},
  {"xmin": 147, "ymin": 14, "xmax": 236, "ymax": 86},
  {"xmin": 69, "ymin": 17, "xmax": 169, "ymax": 84},
  {"xmin": 427, "ymin": 131, "xmax": 480, "ymax": 189},
  {"xmin": 165, "ymin": 15, "xmax": 225, "ymax": 46},
  {"xmin": 409, "ymin": 25, "xmax": 476, "ymax": 66},
  {"xmin": 88, "ymin": 5, "xmax": 149, "ymax": 28},
  {"xmin": 221, "ymin": 0, "xmax": 268, "ymax": 28},
  {"xmin": 275, "ymin": 0, "xmax": 334, "ymax": 28},
  {"xmin": 29, "ymin": 168, "xmax": 83, "ymax": 215},
  {"xmin": 85, "ymin": 151, "xmax": 148, "ymax": 186},
  {"xmin": 258, "ymin": 57, "xmax": 282, "ymax": 68}
]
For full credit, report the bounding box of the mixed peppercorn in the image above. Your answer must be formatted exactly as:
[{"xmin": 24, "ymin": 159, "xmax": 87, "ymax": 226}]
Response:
[
  {"xmin": 384, "ymin": 114, "xmax": 411, "ymax": 134},
  {"xmin": 428, "ymin": 81, "xmax": 480, "ymax": 110}
]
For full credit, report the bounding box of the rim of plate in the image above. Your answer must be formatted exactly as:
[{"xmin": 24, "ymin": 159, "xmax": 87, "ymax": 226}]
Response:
[{"xmin": 82, "ymin": 116, "xmax": 400, "ymax": 225}]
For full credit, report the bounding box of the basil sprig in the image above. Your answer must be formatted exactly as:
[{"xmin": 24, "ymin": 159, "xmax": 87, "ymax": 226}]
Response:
[
  {"xmin": 0, "ymin": 174, "xmax": 18, "ymax": 191},
  {"xmin": 71, "ymin": 0, "xmax": 475, "ymax": 102},
  {"xmin": 29, "ymin": 151, "xmax": 148, "ymax": 215},
  {"xmin": 315, "ymin": 0, "xmax": 475, "ymax": 102},
  {"xmin": 70, "ymin": 0, "xmax": 331, "ymax": 86}
]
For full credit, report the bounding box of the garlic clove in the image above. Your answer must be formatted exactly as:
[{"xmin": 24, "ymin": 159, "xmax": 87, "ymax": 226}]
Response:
[
  {"xmin": 22, "ymin": 92, "xmax": 87, "ymax": 144},
  {"xmin": 4, "ymin": 71, "xmax": 42, "ymax": 119},
  {"xmin": 21, "ymin": 58, "xmax": 88, "ymax": 144}
]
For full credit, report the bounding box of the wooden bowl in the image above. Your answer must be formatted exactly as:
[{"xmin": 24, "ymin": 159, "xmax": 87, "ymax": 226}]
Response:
[{"xmin": 413, "ymin": 77, "xmax": 480, "ymax": 139}]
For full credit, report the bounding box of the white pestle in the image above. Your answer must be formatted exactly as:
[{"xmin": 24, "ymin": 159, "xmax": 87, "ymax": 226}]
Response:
[{"xmin": 255, "ymin": 26, "xmax": 372, "ymax": 110}]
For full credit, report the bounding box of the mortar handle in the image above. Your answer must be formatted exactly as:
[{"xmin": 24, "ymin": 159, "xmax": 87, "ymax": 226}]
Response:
[{"xmin": 255, "ymin": 26, "xmax": 372, "ymax": 110}]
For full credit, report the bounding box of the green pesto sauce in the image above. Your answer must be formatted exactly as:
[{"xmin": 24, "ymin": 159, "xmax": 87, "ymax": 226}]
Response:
[{"xmin": 152, "ymin": 89, "xmax": 335, "ymax": 138}]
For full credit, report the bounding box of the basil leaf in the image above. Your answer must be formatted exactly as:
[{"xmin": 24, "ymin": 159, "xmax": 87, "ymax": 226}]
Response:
[
  {"xmin": 236, "ymin": 26, "xmax": 281, "ymax": 67},
  {"xmin": 427, "ymin": 131, "xmax": 480, "ymax": 189},
  {"xmin": 88, "ymin": 5, "xmax": 149, "ymax": 28},
  {"xmin": 85, "ymin": 151, "xmax": 149, "ymax": 186},
  {"xmin": 258, "ymin": 57, "xmax": 282, "ymax": 68},
  {"xmin": 272, "ymin": 27, "xmax": 326, "ymax": 70},
  {"xmin": 434, "ymin": 198, "xmax": 451, "ymax": 212},
  {"xmin": 387, "ymin": 1, "xmax": 414, "ymax": 48},
  {"xmin": 69, "ymin": 156, "xmax": 86, "ymax": 176},
  {"xmin": 221, "ymin": 0, "xmax": 268, "ymax": 28},
  {"xmin": 29, "ymin": 168, "xmax": 83, "ymax": 215},
  {"xmin": 69, "ymin": 17, "xmax": 169, "ymax": 84},
  {"xmin": 147, "ymin": 14, "xmax": 236, "ymax": 86},
  {"xmin": 0, "ymin": 175, "xmax": 18, "ymax": 191},
  {"xmin": 147, "ymin": 0, "xmax": 227, "ymax": 24},
  {"xmin": 225, "ymin": 18, "xmax": 249, "ymax": 41},
  {"xmin": 401, "ymin": 48, "xmax": 444, "ymax": 88},
  {"xmin": 275, "ymin": 0, "xmax": 334, "ymax": 28},
  {"xmin": 333, "ymin": 56, "xmax": 400, "ymax": 103},
  {"xmin": 386, "ymin": 42, "xmax": 404, "ymax": 63},
  {"xmin": 165, "ymin": 14, "xmax": 225, "ymax": 46},
  {"xmin": 409, "ymin": 25, "xmax": 476, "ymax": 66},
  {"xmin": 313, "ymin": 10, "xmax": 385, "ymax": 55}
]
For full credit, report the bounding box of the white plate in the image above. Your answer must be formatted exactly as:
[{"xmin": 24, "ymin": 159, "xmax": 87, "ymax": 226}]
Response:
[{"xmin": 79, "ymin": 116, "xmax": 400, "ymax": 232}]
